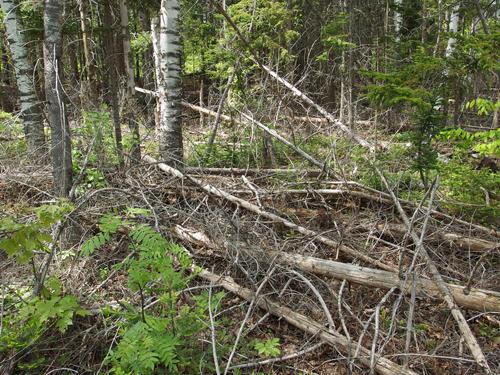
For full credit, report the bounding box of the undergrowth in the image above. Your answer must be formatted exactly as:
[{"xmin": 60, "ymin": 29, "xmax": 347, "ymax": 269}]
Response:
[{"xmin": 83, "ymin": 210, "xmax": 229, "ymax": 373}]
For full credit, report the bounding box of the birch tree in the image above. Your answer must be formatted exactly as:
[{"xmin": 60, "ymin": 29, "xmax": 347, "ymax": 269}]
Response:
[
  {"xmin": 43, "ymin": 0, "xmax": 72, "ymax": 196},
  {"xmin": 1, "ymin": 0, "xmax": 46, "ymax": 155},
  {"xmin": 151, "ymin": 16, "xmax": 161, "ymax": 129},
  {"xmin": 445, "ymin": 2, "xmax": 460, "ymax": 58},
  {"xmin": 158, "ymin": 0, "xmax": 183, "ymax": 168},
  {"xmin": 394, "ymin": 0, "xmax": 403, "ymax": 42}
]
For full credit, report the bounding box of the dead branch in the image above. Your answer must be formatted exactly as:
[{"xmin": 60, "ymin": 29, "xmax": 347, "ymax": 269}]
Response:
[
  {"xmin": 376, "ymin": 223, "xmax": 498, "ymax": 253},
  {"xmin": 139, "ymin": 84, "xmax": 498, "ymax": 238},
  {"xmin": 209, "ymin": 9, "xmax": 493, "ymax": 366},
  {"xmin": 183, "ymin": 99, "xmax": 498, "ymax": 238},
  {"xmin": 200, "ymin": 269, "xmax": 419, "ymax": 375},
  {"xmin": 182, "ymin": 101, "xmax": 327, "ymax": 171},
  {"xmin": 290, "ymin": 115, "xmax": 372, "ymax": 125},
  {"xmin": 375, "ymin": 172, "xmax": 491, "ymax": 372},
  {"xmin": 145, "ymin": 155, "xmax": 396, "ymax": 272},
  {"xmin": 172, "ymin": 225, "xmax": 500, "ymax": 312},
  {"xmin": 185, "ymin": 166, "xmax": 323, "ymax": 177}
]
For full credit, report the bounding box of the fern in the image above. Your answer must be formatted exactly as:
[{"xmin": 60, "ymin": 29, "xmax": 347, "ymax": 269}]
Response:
[
  {"xmin": 83, "ymin": 211, "xmax": 227, "ymax": 374},
  {"xmin": 154, "ymin": 333, "xmax": 180, "ymax": 371},
  {"xmin": 99, "ymin": 213, "xmax": 125, "ymax": 233},
  {"xmin": 109, "ymin": 320, "xmax": 181, "ymax": 373},
  {"xmin": 110, "ymin": 322, "xmax": 160, "ymax": 372},
  {"xmin": 81, "ymin": 214, "xmax": 126, "ymax": 256},
  {"xmin": 81, "ymin": 231, "xmax": 110, "ymax": 256}
]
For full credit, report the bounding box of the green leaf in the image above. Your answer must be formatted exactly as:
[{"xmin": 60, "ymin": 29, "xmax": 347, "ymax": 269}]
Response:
[{"xmin": 254, "ymin": 338, "xmax": 281, "ymax": 358}]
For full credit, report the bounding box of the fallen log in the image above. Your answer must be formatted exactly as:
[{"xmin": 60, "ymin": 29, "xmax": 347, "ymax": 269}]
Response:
[
  {"xmin": 377, "ymin": 223, "xmax": 498, "ymax": 253},
  {"xmin": 185, "ymin": 166, "xmax": 324, "ymax": 177},
  {"xmin": 145, "ymin": 155, "xmax": 396, "ymax": 272},
  {"xmin": 173, "ymin": 225, "xmax": 500, "ymax": 312},
  {"xmin": 290, "ymin": 115, "xmax": 373, "ymax": 125},
  {"xmin": 200, "ymin": 269, "xmax": 418, "ymax": 375},
  {"xmin": 276, "ymin": 252, "xmax": 500, "ymax": 312}
]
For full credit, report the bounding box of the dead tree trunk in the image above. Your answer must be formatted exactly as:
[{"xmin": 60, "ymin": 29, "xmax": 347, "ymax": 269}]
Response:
[
  {"xmin": 119, "ymin": 0, "xmax": 141, "ymax": 163},
  {"xmin": 77, "ymin": 0, "xmax": 96, "ymax": 106},
  {"xmin": 102, "ymin": 0, "xmax": 124, "ymax": 167},
  {"xmin": 43, "ymin": 0, "xmax": 72, "ymax": 196}
]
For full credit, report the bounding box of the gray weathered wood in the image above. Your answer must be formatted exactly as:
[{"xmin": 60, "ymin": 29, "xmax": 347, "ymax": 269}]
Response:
[
  {"xmin": 44, "ymin": 0, "xmax": 72, "ymax": 196},
  {"xmin": 200, "ymin": 270, "xmax": 419, "ymax": 375}
]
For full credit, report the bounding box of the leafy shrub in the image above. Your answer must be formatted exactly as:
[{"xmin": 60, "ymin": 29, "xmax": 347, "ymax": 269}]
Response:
[
  {"xmin": 253, "ymin": 338, "xmax": 281, "ymax": 358},
  {"xmin": 439, "ymin": 159, "xmax": 499, "ymax": 223},
  {"xmin": 0, "ymin": 202, "xmax": 73, "ymax": 264},
  {"xmin": 0, "ymin": 200, "xmax": 86, "ymax": 372},
  {"xmin": 466, "ymin": 98, "xmax": 500, "ymax": 117},
  {"xmin": 437, "ymin": 127, "xmax": 500, "ymax": 158},
  {"xmin": 0, "ymin": 278, "xmax": 89, "ymax": 370},
  {"xmin": 82, "ymin": 212, "xmax": 227, "ymax": 374}
]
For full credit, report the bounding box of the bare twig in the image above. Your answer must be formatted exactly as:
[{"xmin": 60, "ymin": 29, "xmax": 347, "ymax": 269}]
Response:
[
  {"xmin": 208, "ymin": 284, "xmax": 222, "ymax": 375},
  {"xmin": 201, "ymin": 269, "xmax": 418, "ymax": 375}
]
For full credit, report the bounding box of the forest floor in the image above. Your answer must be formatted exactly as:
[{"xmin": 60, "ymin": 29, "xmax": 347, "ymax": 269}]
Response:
[{"xmin": 1, "ymin": 113, "xmax": 499, "ymax": 374}]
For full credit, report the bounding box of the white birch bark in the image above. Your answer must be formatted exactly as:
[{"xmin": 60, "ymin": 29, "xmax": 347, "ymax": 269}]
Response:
[
  {"xmin": 1, "ymin": 0, "xmax": 46, "ymax": 155},
  {"xmin": 394, "ymin": 0, "xmax": 403, "ymax": 42},
  {"xmin": 158, "ymin": 0, "xmax": 183, "ymax": 167},
  {"xmin": 151, "ymin": 16, "xmax": 161, "ymax": 130},
  {"xmin": 445, "ymin": 3, "xmax": 460, "ymax": 58}
]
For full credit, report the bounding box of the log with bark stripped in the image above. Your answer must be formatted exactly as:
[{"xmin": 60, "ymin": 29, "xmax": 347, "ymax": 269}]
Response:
[
  {"xmin": 377, "ymin": 223, "xmax": 498, "ymax": 253},
  {"xmin": 200, "ymin": 269, "xmax": 419, "ymax": 375},
  {"xmin": 173, "ymin": 225, "xmax": 500, "ymax": 312}
]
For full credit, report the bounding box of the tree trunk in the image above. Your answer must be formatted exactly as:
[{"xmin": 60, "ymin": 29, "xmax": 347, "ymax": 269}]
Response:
[
  {"xmin": 43, "ymin": 0, "xmax": 72, "ymax": 196},
  {"xmin": 394, "ymin": 0, "xmax": 403, "ymax": 42},
  {"xmin": 158, "ymin": 0, "xmax": 183, "ymax": 168},
  {"xmin": 119, "ymin": 0, "xmax": 141, "ymax": 162},
  {"xmin": 103, "ymin": 0, "xmax": 124, "ymax": 167},
  {"xmin": 151, "ymin": 16, "xmax": 161, "ymax": 130},
  {"xmin": 205, "ymin": 70, "xmax": 235, "ymax": 161},
  {"xmin": 445, "ymin": 3, "xmax": 460, "ymax": 58},
  {"xmin": 1, "ymin": 0, "xmax": 46, "ymax": 155},
  {"xmin": 77, "ymin": 0, "xmax": 97, "ymax": 106}
]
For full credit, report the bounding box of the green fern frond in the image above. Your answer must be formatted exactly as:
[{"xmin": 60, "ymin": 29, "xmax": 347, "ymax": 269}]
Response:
[{"xmin": 81, "ymin": 231, "xmax": 110, "ymax": 256}]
